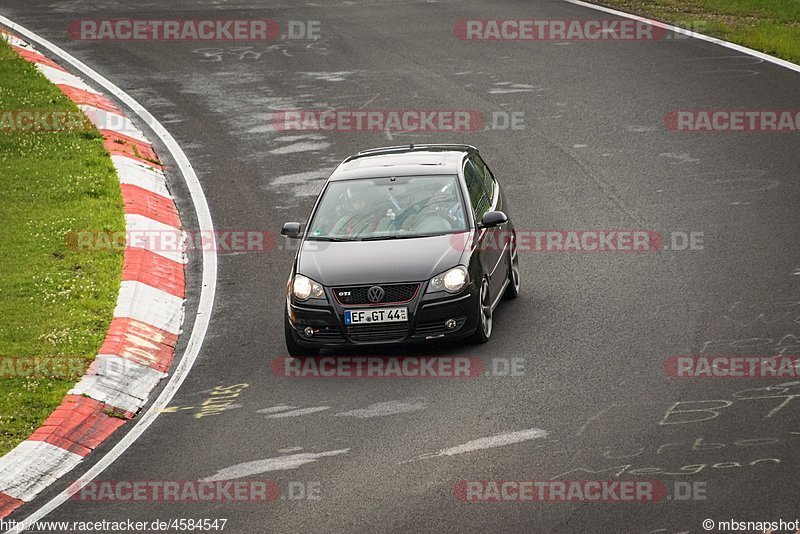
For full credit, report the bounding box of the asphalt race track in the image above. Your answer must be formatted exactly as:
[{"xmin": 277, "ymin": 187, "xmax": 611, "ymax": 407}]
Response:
[{"xmin": 3, "ymin": 0, "xmax": 800, "ymax": 532}]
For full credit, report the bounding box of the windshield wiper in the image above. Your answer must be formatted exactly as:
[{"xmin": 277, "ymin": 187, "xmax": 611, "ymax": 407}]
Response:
[
  {"xmin": 358, "ymin": 235, "xmax": 399, "ymax": 241},
  {"xmin": 395, "ymin": 233, "xmax": 447, "ymax": 239},
  {"xmin": 305, "ymin": 236, "xmax": 354, "ymax": 242},
  {"xmin": 309, "ymin": 233, "xmax": 449, "ymax": 242},
  {"xmin": 359, "ymin": 233, "xmax": 448, "ymax": 241}
]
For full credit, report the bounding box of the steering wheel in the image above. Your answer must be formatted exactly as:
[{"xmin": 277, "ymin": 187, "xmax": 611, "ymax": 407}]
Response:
[{"xmin": 392, "ymin": 195, "xmax": 452, "ymax": 229}]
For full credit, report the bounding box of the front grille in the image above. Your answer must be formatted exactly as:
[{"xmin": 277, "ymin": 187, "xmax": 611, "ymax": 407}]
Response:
[
  {"xmin": 413, "ymin": 316, "xmax": 467, "ymax": 338},
  {"xmin": 347, "ymin": 323, "xmax": 409, "ymax": 343},
  {"xmin": 334, "ymin": 283, "xmax": 419, "ymax": 305}
]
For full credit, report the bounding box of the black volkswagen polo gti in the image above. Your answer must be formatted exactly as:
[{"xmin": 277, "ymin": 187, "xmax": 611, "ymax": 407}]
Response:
[{"xmin": 281, "ymin": 144, "xmax": 520, "ymax": 357}]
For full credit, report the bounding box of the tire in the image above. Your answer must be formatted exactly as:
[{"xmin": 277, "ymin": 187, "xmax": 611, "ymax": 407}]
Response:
[
  {"xmin": 470, "ymin": 278, "xmax": 492, "ymax": 344},
  {"xmin": 503, "ymin": 233, "xmax": 520, "ymax": 300},
  {"xmin": 285, "ymin": 315, "xmax": 320, "ymax": 357}
]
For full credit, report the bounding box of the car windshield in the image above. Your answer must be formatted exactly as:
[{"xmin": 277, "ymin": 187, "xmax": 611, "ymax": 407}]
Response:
[{"xmin": 306, "ymin": 175, "xmax": 468, "ymax": 241}]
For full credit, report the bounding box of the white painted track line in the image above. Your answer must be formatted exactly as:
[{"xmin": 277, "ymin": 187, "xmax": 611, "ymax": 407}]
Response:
[
  {"xmin": 0, "ymin": 16, "xmax": 218, "ymax": 533},
  {"xmin": 565, "ymin": 0, "xmax": 800, "ymax": 75},
  {"xmin": 413, "ymin": 429, "xmax": 550, "ymax": 461}
]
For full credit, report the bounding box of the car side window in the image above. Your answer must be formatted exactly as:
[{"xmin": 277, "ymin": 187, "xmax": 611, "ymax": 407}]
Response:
[
  {"xmin": 469, "ymin": 155, "xmax": 496, "ymax": 207},
  {"xmin": 463, "ymin": 159, "xmax": 490, "ymax": 223}
]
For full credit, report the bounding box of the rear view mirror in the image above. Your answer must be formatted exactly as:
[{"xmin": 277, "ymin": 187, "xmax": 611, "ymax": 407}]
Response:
[
  {"xmin": 479, "ymin": 211, "xmax": 508, "ymax": 229},
  {"xmin": 281, "ymin": 222, "xmax": 303, "ymax": 238}
]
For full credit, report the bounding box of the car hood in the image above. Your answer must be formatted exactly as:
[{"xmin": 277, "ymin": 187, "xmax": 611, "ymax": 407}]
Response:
[{"xmin": 297, "ymin": 232, "xmax": 470, "ymax": 286}]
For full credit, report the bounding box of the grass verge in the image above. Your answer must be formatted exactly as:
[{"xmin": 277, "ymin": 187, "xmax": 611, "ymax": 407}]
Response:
[
  {"xmin": 0, "ymin": 37, "xmax": 124, "ymax": 455},
  {"xmin": 589, "ymin": 0, "xmax": 800, "ymax": 64}
]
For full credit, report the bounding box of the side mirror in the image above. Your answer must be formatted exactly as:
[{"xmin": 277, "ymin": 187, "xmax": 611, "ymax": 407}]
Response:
[
  {"xmin": 281, "ymin": 222, "xmax": 303, "ymax": 238},
  {"xmin": 479, "ymin": 211, "xmax": 508, "ymax": 229}
]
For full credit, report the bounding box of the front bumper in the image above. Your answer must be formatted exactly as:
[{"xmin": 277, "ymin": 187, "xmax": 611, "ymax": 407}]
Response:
[{"xmin": 286, "ymin": 282, "xmax": 480, "ymax": 348}]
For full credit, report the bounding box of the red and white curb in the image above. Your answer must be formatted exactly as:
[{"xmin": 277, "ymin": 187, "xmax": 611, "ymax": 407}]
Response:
[{"xmin": 0, "ymin": 29, "xmax": 185, "ymax": 519}]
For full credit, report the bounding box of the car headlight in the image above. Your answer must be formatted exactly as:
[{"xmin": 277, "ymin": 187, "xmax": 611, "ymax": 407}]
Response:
[
  {"xmin": 427, "ymin": 266, "xmax": 468, "ymax": 294},
  {"xmin": 292, "ymin": 274, "xmax": 325, "ymax": 301}
]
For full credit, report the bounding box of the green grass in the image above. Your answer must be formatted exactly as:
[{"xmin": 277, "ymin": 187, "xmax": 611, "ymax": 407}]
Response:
[
  {"xmin": 0, "ymin": 38, "xmax": 124, "ymax": 454},
  {"xmin": 590, "ymin": 0, "xmax": 800, "ymax": 64}
]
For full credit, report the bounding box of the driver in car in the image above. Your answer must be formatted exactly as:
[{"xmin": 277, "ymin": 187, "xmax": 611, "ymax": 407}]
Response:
[{"xmin": 312, "ymin": 178, "xmax": 466, "ymax": 238}]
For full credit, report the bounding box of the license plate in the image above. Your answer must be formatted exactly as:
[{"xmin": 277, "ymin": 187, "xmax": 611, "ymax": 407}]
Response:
[{"xmin": 345, "ymin": 307, "xmax": 408, "ymax": 325}]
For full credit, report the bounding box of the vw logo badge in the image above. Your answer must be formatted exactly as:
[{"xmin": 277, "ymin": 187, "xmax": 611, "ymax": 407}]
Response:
[{"xmin": 367, "ymin": 286, "xmax": 385, "ymax": 303}]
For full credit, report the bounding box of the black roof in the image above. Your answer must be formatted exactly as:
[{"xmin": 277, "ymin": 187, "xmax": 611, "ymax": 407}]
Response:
[{"xmin": 329, "ymin": 144, "xmax": 478, "ymax": 181}]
